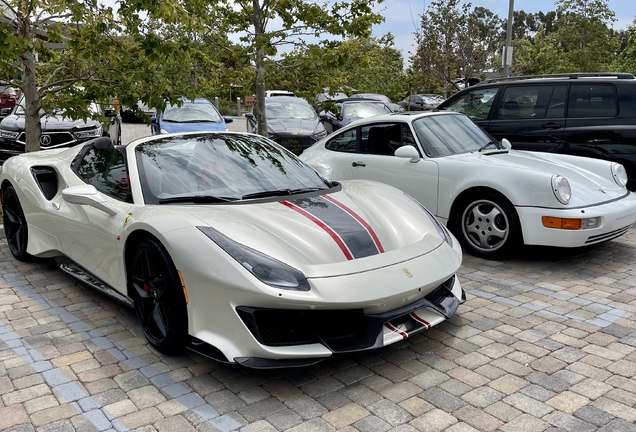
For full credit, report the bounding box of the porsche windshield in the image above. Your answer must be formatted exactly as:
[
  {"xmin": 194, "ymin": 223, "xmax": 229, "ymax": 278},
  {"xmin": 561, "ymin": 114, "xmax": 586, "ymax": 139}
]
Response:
[
  {"xmin": 136, "ymin": 133, "xmax": 330, "ymax": 204},
  {"xmin": 412, "ymin": 114, "xmax": 497, "ymax": 157},
  {"xmin": 162, "ymin": 103, "xmax": 222, "ymax": 123}
]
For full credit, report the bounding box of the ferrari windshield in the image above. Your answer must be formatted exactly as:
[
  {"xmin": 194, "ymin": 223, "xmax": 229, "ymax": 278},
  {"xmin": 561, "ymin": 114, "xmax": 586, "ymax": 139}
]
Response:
[
  {"xmin": 412, "ymin": 114, "xmax": 498, "ymax": 157},
  {"xmin": 135, "ymin": 133, "xmax": 330, "ymax": 204},
  {"xmin": 265, "ymin": 101, "xmax": 316, "ymax": 119},
  {"xmin": 162, "ymin": 103, "xmax": 223, "ymax": 123}
]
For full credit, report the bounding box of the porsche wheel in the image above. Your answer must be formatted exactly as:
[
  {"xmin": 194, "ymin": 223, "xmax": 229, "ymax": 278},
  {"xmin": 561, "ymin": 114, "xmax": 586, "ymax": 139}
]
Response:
[
  {"xmin": 130, "ymin": 238, "xmax": 187, "ymax": 354},
  {"xmin": 3, "ymin": 186, "xmax": 33, "ymax": 261},
  {"xmin": 451, "ymin": 192, "xmax": 520, "ymax": 259}
]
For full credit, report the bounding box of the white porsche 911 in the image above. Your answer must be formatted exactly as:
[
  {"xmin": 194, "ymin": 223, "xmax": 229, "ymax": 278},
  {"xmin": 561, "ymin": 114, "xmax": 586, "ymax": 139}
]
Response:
[
  {"xmin": 1, "ymin": 132, "xmax": 463, "ymax": 368},
  {"xmin": 300, "ymin": 111, "xmax": 636, "ymax": 258}
]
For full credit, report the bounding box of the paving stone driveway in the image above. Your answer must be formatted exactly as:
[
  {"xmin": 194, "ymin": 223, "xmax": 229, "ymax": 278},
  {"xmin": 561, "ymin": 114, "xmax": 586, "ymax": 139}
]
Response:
[{"xmin": 0, "ymin": 123, "xmax": 635, "ymax": 432}]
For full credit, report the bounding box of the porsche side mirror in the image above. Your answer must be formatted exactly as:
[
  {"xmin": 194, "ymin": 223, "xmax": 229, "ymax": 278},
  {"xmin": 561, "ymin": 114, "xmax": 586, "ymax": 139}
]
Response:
[
  {"xmin": 0, "ymin": 107, "xmax": 11, "ymax": 116},
  {"xmin": 224, "ymin": 117, "xmax": 234, "ymax": 123},
  {"xmin": 104, "ymin": 109, "xmax": 117, "ymax": 118},
  {"xmin": 336, "ymin": 113, "xmax": 343, "ymax": 121},
  {"xmin": 62, "ymin": 185, "xmax": 120, "ymax": 216},
  {"xmin": 245, "ymin": 112, "xmax": 254, "ymax": 119},
  {"xmin": 315, "ymin": 163, "xmax": 332, "ymax": 180},
  {"xmin": 501, "ymin": 138, "xmax": 512, "ymax": 150},
  {"xmin": 395, "ymin": 145, "xmax": 420, "ymax": 163}
]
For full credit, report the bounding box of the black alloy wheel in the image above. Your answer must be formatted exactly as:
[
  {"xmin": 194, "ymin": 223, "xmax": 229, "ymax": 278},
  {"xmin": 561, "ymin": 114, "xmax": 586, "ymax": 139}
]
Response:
[
  {"xmin": 3, "ymin": 186, "xmax": 33, "ymax": 261},
  {"xmin": 130, "ymin": 238, "xmax": 187, "ymax": 354}
]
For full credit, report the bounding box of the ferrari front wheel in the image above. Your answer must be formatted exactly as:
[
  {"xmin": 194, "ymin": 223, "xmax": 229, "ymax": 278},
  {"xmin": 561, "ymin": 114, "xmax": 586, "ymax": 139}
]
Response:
[
  {"xmin": 451, "ymin": 192, "xmax": 521, "ymax": 259},
  {"xmin": 3, "ymin": 186, "xmax": 33, "ymax": 261},
  {"xmin": 130, "ymin": 238, "xmax": 188, "ymax": 354}
]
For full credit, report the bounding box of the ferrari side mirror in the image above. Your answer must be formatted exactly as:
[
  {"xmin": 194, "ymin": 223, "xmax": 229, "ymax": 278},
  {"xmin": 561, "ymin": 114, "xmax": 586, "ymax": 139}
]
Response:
[
  {"xmin": 315, "ymin": 163, "xmax": 332, "ymax": 180},
  {"xmin": 501, "ymin": 138, "xmax": 512, "ymax": 150},
  {"xmin": 62, "ymin": 185, "xmax": 120, "ymax": 216}
]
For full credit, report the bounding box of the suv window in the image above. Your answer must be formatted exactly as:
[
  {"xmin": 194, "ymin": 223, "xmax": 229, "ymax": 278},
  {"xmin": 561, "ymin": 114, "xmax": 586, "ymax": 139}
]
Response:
[
  {"xmin": 546, "ymin": 85, "xmax": 568, "ymax": 118},
  {"xmin": 360, "ymin": 123, "xmax": 417, "ymax": 156},
  {"xmin": 74, "ymin": 147, "xmax": 132, "ymax": 203},
  {"xmin": 325, "ymin": 128, "xmax": 357, "ymax": 152},
  {"xmin": 497, "ymin": 86, "xmax": 554, "ymax": 119},
  {"xmin": 443, "ymin": 87, "xmax": 499, "ymax": 120},
  {"xmin": 568, "ymin": 84, "xmax": 617, "ymax": 117}
]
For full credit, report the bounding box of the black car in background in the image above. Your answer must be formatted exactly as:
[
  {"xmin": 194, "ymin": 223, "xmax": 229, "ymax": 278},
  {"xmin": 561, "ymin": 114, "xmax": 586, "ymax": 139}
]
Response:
[
  {"xmin": 398, "ymin": 94, "xmax": 445, "ymax": 111},
  {"xmin": 436, "ymin": 73, "xmax": 636, "ymax": 190},
  {"xmin": 246, "ymin": 97, "xmax": 327, "ymax": 153},
  {"xmin": 319, "ymin": 98, "xmax": 392, "ymax": 134},
  {"xmin": 0, "ymin": 97, "xmax": 120, "ymax": 162}
]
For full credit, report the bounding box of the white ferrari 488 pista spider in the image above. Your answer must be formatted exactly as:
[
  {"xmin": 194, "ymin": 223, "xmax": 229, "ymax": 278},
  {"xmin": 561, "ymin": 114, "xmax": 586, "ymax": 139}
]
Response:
[{"xmin": 1, "ymin": 132, "xmax": 464, "ymax": 368}]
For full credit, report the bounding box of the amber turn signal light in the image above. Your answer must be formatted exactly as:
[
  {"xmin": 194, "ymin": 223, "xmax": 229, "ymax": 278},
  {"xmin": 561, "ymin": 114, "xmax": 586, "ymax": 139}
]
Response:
[{"xmin": 542, "ymin": 216, "xmax": 582, "ymax": 230}]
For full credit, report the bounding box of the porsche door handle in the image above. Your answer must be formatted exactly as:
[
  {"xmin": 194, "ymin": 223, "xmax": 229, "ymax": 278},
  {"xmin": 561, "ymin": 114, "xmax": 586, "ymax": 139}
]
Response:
[
  {"xmin": 352, "ymin": 161, "xmax": 366, "ymax": 167},
  {"xmin": 542, "ymin": 123, "xmax": 561, "ymax": 129}
]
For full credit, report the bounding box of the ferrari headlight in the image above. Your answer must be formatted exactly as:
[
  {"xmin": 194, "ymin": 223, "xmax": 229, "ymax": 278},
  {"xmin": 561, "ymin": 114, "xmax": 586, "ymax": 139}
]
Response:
[
  {"xmin": 0, "ymin": 128, "xmax": 20, "ymax": 139},
  {"xmin": 198, "ymin": 226, "xmax": 310, "ymax": 291},
  {"xmin": 551, "ymin": 175, "xmax": 571, "ymax": 204},
  {"xmin": 73, "ymin": 126, "xmax": 102, "ymax": 140},
  {"xmin": 404, "ymin": 193, "xmax": 453, "ymax": 247},
  {"xmin": 610, "ymin": 163, "xmax": 628, "ymax": 187}
]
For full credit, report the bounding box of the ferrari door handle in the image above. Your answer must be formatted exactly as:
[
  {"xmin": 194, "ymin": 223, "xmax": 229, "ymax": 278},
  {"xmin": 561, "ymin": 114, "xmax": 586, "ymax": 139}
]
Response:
[
  {"xmin": 542, "ymin": 123, "xmax": 561, "ymax": 129},
  {"xmin": 352, "ymin": 161, "xmax": 366, "ymax": 167}
]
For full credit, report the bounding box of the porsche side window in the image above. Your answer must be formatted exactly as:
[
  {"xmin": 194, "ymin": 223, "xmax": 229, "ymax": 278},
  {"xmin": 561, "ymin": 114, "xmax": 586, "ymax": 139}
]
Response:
[
  {"xmin": 361, "ymin": 123, "xmax": 405, "ymax": 156},
  {"xmin": 443, "ymin": 88, "xmax": 499, "ymax": 120},
  {"xmin": 325, "ymin": 129, "xmax": 357, "ymax": 153},
  {"xmin": 567, "ymin": 84, "xmax": 617, "ymax": 118},
  {"xmin": 74, "ymin": 148, "xmax": 133, "ymax": 203}
]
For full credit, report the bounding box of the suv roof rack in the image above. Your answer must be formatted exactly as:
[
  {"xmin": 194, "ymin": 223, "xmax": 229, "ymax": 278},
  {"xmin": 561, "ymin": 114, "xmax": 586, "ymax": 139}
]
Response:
[{"xmin": 481, "ymin": 72, "xmax": 635, "ymax": 84}]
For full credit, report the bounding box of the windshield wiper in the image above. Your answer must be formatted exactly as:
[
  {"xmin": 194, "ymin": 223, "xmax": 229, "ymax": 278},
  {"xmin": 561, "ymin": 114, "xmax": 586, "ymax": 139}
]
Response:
[
  {"xmin": 241, "ymin": 187, "xmax": 325, "ymax": 200},
  {"xmin": 158, "ymin": 195, "xmax": 239, "ymax": 204},
  {"xmin": 478, "ymin": 141, "xmax": 499, "ymax": 152}
]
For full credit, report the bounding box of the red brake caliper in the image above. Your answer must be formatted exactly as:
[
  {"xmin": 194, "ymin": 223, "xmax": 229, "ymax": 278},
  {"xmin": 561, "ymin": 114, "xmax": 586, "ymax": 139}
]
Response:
[{"xmin": 143, "ymin": 283, "xmax": 151, "ymax": 292}]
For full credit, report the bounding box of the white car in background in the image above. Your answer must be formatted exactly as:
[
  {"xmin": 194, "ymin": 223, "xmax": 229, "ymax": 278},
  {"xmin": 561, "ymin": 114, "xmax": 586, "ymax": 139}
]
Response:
[
  {"xmin": 1, "ymin": 131, "xmax": 463, "ymax": 368},
  {"xmin": 300, "ymin": 111, "xmax": 636, "ymax": 258}
]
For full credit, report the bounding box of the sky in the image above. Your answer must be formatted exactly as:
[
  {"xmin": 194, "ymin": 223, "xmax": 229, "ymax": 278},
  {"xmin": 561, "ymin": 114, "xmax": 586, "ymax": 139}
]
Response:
[{"xmin": 377, "ymin": 0, "xmax": 635, "ymax": 61}]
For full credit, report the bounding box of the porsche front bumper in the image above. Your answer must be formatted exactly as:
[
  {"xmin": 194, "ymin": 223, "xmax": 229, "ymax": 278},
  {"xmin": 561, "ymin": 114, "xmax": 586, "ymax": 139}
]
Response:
[{"xmin": 517, "ymin": 192, "xmax": 636, "ymax": 247}]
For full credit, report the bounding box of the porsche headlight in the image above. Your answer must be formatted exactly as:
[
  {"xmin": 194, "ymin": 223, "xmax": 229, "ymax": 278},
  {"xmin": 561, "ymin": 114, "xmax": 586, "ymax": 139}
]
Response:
[
  {"xmin": 198, "ymin": 226, "xmax": 310, "ymax": 291},
  {"xmin": 404, "ymin": 193, "xmax": 453, "ymax": 247},
  {"xmin": 610, "ymin": 163, "xmax": 628, "ymax": 187},
  {"xmin": 0, "ymin": 128, "xmax": 20, "ymax": 139},
  {"xmin": 551, "ymin": 175, "xmax": 571, "ymax": 205},
  {"xmin": 73, "ymin": 126, "xmax": 102, "ymax": 140}
]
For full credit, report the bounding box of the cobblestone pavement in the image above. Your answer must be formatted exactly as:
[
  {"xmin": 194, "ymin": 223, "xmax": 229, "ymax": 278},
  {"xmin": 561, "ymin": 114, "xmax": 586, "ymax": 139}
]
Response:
[{"xmin": 1, "ymin": 123, "xmax": 635, "ymax": 431}]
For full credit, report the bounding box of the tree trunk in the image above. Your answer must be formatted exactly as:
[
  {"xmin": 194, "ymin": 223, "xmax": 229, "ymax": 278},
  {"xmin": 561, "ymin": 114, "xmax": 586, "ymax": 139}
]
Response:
[
  {"xmin": 17, "ymin": 16, "xmax": 41, "ymax": 153},
  {"xmin": 253, "ymin": 0, "xmax": 267, "ymax": 137}
]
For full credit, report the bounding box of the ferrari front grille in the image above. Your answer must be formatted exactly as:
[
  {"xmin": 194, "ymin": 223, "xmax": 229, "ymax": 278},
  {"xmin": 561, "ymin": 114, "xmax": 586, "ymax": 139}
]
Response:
[{"xmin": 237, "ymin": 307, "xmax": 365, "ymax": 347}]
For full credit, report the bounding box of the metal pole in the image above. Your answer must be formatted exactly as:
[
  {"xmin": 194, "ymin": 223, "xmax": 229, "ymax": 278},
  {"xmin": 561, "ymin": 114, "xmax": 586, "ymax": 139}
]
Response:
[
  {"xmin": 214, "ymin": 97, "xmax": 219, "ymax": 110},
  {"xmin": 503, "ymin": 0, "xmax": 514, "ymax": 76},
  {"xmin": 237, "ymin": 97, "xmax": 241, "ymax": 116}
]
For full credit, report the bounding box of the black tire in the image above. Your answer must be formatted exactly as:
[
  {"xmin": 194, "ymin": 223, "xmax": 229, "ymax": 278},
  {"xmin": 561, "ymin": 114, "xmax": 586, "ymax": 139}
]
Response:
[
  {"xmin": 2, "ymin": 185, "xmax": 33, "ymax": 261},
  {"xmin": 450, "ymin": 191, "xmax": 521, "ymax": 259},
  {"xmin": 129, "ymin": 238, "xmax": 188, "ymax": 354}
]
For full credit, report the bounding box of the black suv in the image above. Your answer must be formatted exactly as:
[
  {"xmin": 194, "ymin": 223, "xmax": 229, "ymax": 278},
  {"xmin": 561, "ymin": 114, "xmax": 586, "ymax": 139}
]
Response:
[{"xmin": 437, "ymin": 73, "xmax": 636, "ymax": 190}]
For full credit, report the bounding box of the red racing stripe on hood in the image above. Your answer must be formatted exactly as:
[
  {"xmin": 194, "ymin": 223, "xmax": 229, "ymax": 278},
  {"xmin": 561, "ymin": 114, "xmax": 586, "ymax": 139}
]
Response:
[
  {"xmin": 280, "ymin": 200, "xmax": 354, "ymax": 260},
  {"xmin": 322, "ymin": 194, "xmax": 384, "ymax": 253}
]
